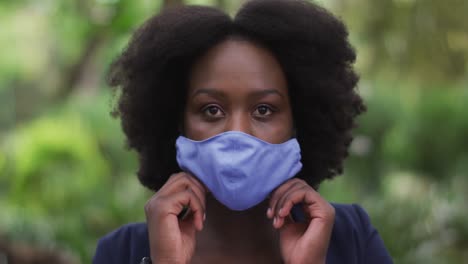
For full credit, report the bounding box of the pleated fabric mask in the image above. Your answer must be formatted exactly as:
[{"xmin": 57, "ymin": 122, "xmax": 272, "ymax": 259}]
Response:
[{"xmin": 176, "ymin": 131, "xmax": 302, "ymax": 211}]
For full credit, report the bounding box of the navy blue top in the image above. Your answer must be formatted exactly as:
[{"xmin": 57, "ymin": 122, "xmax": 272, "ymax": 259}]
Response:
[{"xmin": 93, "ymin": 203, "xmax": 392, "ymax": 263}]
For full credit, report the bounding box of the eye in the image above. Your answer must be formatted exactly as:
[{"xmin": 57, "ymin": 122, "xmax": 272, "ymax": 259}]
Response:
[
  {"xmin": 202, "ymin": 105, "xmax": 224, "ymax": 118},
  {"xmin": 253, "ymin": 105, "xmax": 274, "ymax": 117}
]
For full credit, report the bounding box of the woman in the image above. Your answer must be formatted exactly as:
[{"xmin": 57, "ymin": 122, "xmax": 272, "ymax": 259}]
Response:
[{"xmin": 94, "ymin": 0, "xmax": 393, "ymax": 263}]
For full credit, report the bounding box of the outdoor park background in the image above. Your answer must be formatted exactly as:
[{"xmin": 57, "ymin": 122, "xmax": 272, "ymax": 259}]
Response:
[{"xmin": 0, "ymin": 0, "xmax": 467, "ymax": 263}]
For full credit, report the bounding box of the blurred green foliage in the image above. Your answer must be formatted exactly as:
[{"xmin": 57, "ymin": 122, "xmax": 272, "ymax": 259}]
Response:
[
  {"xmin": 1, "ymin": 93, "xmax": 151, "ymax": 261},
  {"xmin": 1, "ymin": 0, "xmax": 467, "ymax": 263},
  {"xmin": 320, "ymin": 83, "xmax": 468, "ymax": 263}
]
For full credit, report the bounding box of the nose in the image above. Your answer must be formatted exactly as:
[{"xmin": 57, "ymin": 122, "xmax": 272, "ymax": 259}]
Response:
[{"xmin": 224, "ymin": 111, "xmax": 253, "ymax": 135}]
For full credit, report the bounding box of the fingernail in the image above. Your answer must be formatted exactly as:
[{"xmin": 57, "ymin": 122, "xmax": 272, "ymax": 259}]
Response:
[
  {"xmin": 273, "ymin": 216, "xmax": 277, "ymax": 226},
  {"xmin": 267, "ymin": 208, "xmax": 272, "ymax": 217},
  {"xmin": 203, "ymin": 213, "xmax": 206, "ymax": 221},
  {"xmin": 279, "ymin": 208, "xmax": 283, "ymax": 216}
]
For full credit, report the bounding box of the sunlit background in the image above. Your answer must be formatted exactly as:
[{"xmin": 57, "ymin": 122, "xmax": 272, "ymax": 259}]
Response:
[{"xmin": 1, "ymin": 0, "xmax": 467, "ymax": 263}]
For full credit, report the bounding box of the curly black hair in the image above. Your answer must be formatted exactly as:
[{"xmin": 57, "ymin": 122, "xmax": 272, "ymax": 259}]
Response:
[{"xmin": 108, "ymin": 0, "xmax": 365, "ymax": 191}]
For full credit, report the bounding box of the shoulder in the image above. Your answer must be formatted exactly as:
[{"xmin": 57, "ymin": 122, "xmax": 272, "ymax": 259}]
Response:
[
  {"xmin": 329, "ymin": 203, "xmax": 372, "ymax": 253},
  {"xmin": 93, "ymin": 222, "xmax": 150, "ymax": 264},
  {"xmin": 332, "ymin": 203, "xmax": 372, "ymax": 231},
  {"xmin": 327, "ymin": 203, "xmax": 393, "ymax": 264}
]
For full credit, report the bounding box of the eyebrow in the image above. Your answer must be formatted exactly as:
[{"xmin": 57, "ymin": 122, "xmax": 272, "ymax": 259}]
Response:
[
  {"xmin": 251, "ymin": 89, "xmax": 285, "ymax": 99},
  {"xmin": 191, "ymin": 88, "xmax": 226, "ymax": 99},
  {"xmin": 190, "ymin": 88, "xmax": 285, "ymax": 99}
]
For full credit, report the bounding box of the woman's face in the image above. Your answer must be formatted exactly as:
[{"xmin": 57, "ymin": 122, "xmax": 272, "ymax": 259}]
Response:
[{"xmin": 184, "ymin": 39, "xmax": 293, "ymax": 144}]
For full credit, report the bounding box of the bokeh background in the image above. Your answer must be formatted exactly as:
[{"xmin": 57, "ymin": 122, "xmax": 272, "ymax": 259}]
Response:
[{"xmin": 1, "ymin": 0, "xmax": 467, "ymax": 263}]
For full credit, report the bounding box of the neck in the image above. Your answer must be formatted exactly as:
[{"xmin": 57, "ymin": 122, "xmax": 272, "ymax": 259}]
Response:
[
  {"xmin": 197, "ymin": 195, "xmax": 279, "ymax": 255},
  {"xmin": 192, "ymin": 195, "xmax": 284, "ymax": 263},
  {"xmin": 205, "ymin": 194, "xmax": 272, "ymax": 229}
]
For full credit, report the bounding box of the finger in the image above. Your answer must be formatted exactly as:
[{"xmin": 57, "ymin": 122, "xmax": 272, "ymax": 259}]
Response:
[
  {"xmin": 173, "ymin": 171, "xmax": 207, "ymax": 192},
  {"xmin": 179, "ymin": 175, "xmax": 207, "ymax": 223},
  {"xmin": 275, "ymin": 184, "xmax": 309, "ymax": 217},
  {"xmin": 147, "ymin": 186, "xmax": 206, "ymax": 231},
  {"xmin": 302, "ymin": 191, "xmax": 335, "ymax": 220},
  {"xmin": 268, "ymin": 179, "xmax": 303, "ymax": 219},
  {"xmin": 157, "ymin": 172, "xmax": 190, "ymax": 195},
  {"xmin": 276, "ymin": 182, "xmax": 326, "ymax": 219},
  {"xmin": 145, "ymin": 173, "xmax": 207, "ymax": 228},
  {"xmin": 178, "ymin": 210, "xmax": 198, "ymax": 238},
  {"xmin": 301, "ymin": 203, "xmax": 335, "ymax": 251},
  {"xmin": 184, "ymin": 187, "xmax": 205, "ymax": 231},
  {"xmin": 280, "ymin": 212, "xmax": 305, "ymax": 231},
  {"xmin": 278, "ymin": 215, "xmax": 309, "ymax": 244},
  {"xmin": 184, "ymin": 174, "xmax": 207, "ymax": 206},
  {"xmin": 167, "ymin": 188, "xmax": 206, "ymax": 231},
  {"xmin": 270, "ymin": 179, "xmax": 307, "ymax": 219},
  {"xmin": 274, "ymin": 186, "xmax": 311, "ymax": 229},
  {"xmin": 277, "ymin": 189, "xmax": 334, "ymax": 231},
  {"xmin": 159, "ymin": 173, "xmax": 206, "ymax": 205},
  {"xmin": 177, "ymin": 205, "xmax": 192, "ymax": 221}
]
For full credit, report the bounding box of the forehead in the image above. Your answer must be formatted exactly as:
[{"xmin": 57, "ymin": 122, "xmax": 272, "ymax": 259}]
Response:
[{"xmin": 188, "ymin": 38, "xmax": 288, "ymax": 95}]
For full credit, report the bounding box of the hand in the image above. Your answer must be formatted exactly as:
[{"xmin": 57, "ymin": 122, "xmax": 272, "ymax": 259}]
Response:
[
  {"xmin": 145, "ymin": 172, "xmax": 207, "ymax": 264},
  {"xmin": 267, "ymin": 178, "xmax": 335, "ymax": 264}
]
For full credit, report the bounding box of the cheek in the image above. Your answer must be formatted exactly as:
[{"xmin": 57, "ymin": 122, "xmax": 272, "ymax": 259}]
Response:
[
  {"xmin": 254, "ymin": 114, "xmax": 294, "ymax": 144},
  {"xmin": 182, "ymin": 113, "xmax": 199, "ymax": 139},
  {"xmin": 183, "ymin": 113, "xmax": 223, "ymax": 140}
]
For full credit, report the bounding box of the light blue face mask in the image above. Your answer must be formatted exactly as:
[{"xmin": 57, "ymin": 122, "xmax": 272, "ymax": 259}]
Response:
[{"xmin": 176, "ymin": 131, "xmax": 303, "ymax": 211}]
